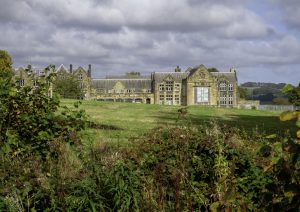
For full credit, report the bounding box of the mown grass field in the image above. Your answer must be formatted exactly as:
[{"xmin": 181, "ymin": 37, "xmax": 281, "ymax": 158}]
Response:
[{"xmin": 60, "ymin": 99, "xmax": 297, "ymax": 145}]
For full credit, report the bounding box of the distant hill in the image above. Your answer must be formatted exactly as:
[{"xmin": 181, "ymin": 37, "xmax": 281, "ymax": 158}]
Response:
[{"xmin": 240, "ymin": 82, "xmax": 288, "ymax": 104}]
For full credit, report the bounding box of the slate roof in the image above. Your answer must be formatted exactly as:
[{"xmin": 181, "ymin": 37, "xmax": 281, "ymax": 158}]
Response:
[
  {"xmin": 92, "ymin": 79, "xmax": 152, "ymax": 91},
  {"xmin": 56, "ymin": 64, "xmax": 68, "ymax": 72},
  {"xmin": 211, "ymin": 72, "xmax": 237, "ymax": 83},
  {"xmin": 153, "ymin": 72, "xmax": 188, "ymax": 83},
  {"xmin": 105, "ymin": 75, "xmax": 151, "ymax": 79}
]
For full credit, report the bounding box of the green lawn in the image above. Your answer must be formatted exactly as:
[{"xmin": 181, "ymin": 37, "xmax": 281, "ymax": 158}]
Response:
[{"xmin": 60, "ymin": 99, "xmax": 297, "ymax": 145}]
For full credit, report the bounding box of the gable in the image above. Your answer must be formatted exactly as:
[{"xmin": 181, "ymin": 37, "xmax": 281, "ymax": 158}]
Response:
[
  {"xmin": 187, "ymin": 65, "xmax": 215, "ymax": 83},
  {"xmin": 113, "ymin": 81, "xmax": 125, "ymax": 91},
  {"xmin": 163, "ymin": 74, "xmax": 175, "ymax": 82},
  {"xmin": 74, "ymin": 67, "xmax": 87, "ymax": 75}
]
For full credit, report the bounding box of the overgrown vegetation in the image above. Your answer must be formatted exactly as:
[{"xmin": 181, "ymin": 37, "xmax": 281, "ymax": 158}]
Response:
[
  {"xmin": 1, "ymin": 50, "xmax": 299, "ymax": 211},
  {"xmin": 53, "ymin": 70, "xmax": 85, "ymax": 99}
]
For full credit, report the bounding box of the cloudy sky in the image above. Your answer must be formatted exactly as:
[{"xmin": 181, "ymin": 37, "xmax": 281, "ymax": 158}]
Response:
[{"xmin": 1, "ymin": 0, "xmax": 300, "ymax": 84}]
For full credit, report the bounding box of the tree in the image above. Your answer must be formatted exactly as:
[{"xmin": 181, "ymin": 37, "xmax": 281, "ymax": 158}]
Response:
[
  {"xmin": 207, "ymin": 67, "xmax": 219, "ymax": 72},
  {"xmin": 280, "ymin": 83, "xmax": 300, "ymax": 138},
  {"xmin": 238, "ymin": 86, "xmax": 249, "ymax": 99},
  {"xmin": 0, "ymin": 51, "xmax": 88, "ymax": 155},
  {"xmin": 0, "ymin": 50, "xmax": 14, "ymax": 93},
  {"xmin": 283, "ymin": 84, "xmax": 300, "ymax": 106},
  {"xmin": 175, "ymin": 65, "xmax": 181, "ymax": 72},
  {"xmin": 0, "ymin": 50, "xmax": 13, "ymax": 74},
  {"xmin": 272, "ymin": 97, "xmax": 290, "ymax": 105},
  {"xmin": 0, "ymin": 50, "xmax": 15, "ymax": 143},
  {"xmin": 53, "ymin": 72, "xmax": 84, "ymax": 99}
]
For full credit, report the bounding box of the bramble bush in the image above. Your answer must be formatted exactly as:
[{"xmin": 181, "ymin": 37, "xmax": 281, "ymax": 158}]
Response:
[
  {"xmin": 0, "ymin": 53, "xmax": 90, "ymax": 210},
  {"xmin": 1, "ymin": 50, "xmax": 299, "ymax": 211}
]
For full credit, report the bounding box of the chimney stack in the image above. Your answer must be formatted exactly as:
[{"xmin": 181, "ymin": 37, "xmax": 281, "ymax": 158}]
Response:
[
  {"xmin": 70, "ymin": 64, "xmax": 73, "ymax": 74},
  {"xmin": 88, "ymin": 64, "xmax": 91, "ymax": 78}
]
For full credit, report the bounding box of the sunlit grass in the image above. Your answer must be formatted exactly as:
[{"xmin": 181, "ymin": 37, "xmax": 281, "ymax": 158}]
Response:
[{"xmin": 60, "ymin": 99, "xmax": 296, "ymax": 145}]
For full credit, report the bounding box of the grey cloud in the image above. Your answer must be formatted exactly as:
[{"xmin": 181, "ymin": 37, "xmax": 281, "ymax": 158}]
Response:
[
  {"xmin": 0, "ymin": 0, "xmax": 299, "ymax": 84},
  {"xmin": 0, "ymin": 0, "xmax": 35, "ymax": 23},
  {"xmin": 274, "ymin": 0, "xmax": 300, "ymax": 29}
]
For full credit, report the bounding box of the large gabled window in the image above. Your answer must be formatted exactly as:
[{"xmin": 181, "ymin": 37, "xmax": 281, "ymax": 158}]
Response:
[{"xmin": 196, "ymin": 87, "xmax": 209, "ymax": 104}]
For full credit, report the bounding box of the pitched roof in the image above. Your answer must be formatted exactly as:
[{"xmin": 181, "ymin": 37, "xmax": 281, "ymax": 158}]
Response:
[
  {"xmin": 105, "ymin": 75, "xmax": 151, "ymax": 79},
  {"xmin": 211, "ymin": 72, "xmax": 237, "ymax": 83},
  {"xmin": 73, "ymin": 66, "xmax": 87, "ymax": 74},
  {"xmin": 153, "ymin": 72, "xmax": 188, "ymax": 83},
  {"xmin": 92, "ymin": 79, "xmax": 151, "ymax": 91},
  {"xmin": 56, "ymin": 64, "xmax": 68, "ymax": 72}
]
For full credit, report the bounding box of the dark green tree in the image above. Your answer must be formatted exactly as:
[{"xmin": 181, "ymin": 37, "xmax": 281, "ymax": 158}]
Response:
[
  {"xmin": 272, "ymin": 97, "xmax": 290, "ymax": 105},
  {"xmin": 238, "ymin": 86, "xmax": 249, "ymax": 99},
  {"xmin": 283, "ymin": 84, "xmax": 300, "ymax": 106},
  {"xmin": 0, "ymin": 50, "xmax": 15, "ymax": 143},
  {"xmin": 207, "ymin": 67, "xmax": 219, "ymax": 72},
  {"xmin": 0, "ymin": 50, "xmax": 13, "ymax": 74},
  {"xmin": 53, "ymin": 72, "xmax": 84, "ymax": 99}
]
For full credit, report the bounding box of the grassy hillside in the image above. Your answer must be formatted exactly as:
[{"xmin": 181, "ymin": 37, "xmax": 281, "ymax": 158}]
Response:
[{"xmin": 60, "ymin": 99, "xmax": 296, "ymax": 145}]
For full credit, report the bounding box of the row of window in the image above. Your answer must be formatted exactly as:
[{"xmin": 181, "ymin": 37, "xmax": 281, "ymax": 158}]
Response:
[
  {"xmin": 219, "ymin": 82, "xmax": 233, "ymax": 91},
  {"xmin": 105, "ymin": 89, "xmax": 151, "ymax": 94},
  {"xmin": 18, "ymin": 79, "xmax": 39, "ymax": 87},
  {"xmin": 159, "ymin": 94, "xmax": 180, "ymax": 105},
  {"xmin": 159, "ymin": 82, "xmax": 180, "ymax": 91},
  {"xmin": 219, "ymin": 93, "xmax": 233, "ymax": 105}
]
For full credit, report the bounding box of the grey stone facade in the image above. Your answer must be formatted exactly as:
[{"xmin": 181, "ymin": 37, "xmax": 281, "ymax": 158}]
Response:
[
  {"xmin": 14, "ymin": 64, "xmax": 239, "ymax": 106},
  {"xmin": 93, "ymin": 64, "xmax": 239, "ymax": 107}
]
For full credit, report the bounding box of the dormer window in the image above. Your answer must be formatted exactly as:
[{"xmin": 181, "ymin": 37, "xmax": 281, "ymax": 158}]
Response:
[{"xmin": 78, "ymin": 74, "xmax": 83, "ymax": 80}]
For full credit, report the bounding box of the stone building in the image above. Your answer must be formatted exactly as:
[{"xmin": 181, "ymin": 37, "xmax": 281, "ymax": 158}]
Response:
[
  {"xmin": 14, "ymin": 64, "xmax": 239, "ymax": 106},
  {"xmin": 14, "ymin": 65, "xmax": 54, "ymax": 97},
  {"xmin": 14, "ymin": 64, "xmax": 94, "ymax": 99},
  {"xmin": 55, "ymin": 64, "xmax": 93, "ymax": 99},
  {"xmin": 94, "ymin": 64, "xmax": 239, "ymax": 107},
  {"xmin": 93, "ymin": 72, "xmax": 153, "ymax": 103}
]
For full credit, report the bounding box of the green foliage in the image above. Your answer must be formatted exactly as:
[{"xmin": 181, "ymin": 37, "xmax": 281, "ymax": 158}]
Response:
[
  {"xmin": 1, "ymin": 50, "xmax": 299, "ymax": 210},
  {"xmin": 126, "ymin": 71, "xmax": 140, "ymax": 76},
  {"xmin": 238, "ymin": 86, "xmax": 249, "ymax": 99},
  {"xmin": 240, "ymin": 82, "xmax": 288, "ymax": 103},
  {"xmin": 53, "ymin": 71, "xmax": 84, "ymax": 99},
  {"xmin": 272, "ymin": 97, "xmax": 290, "ymax": 105},
  {"xmin": 0, "ymin": 67, "xmax": 88, "ymax": 157},
  {"xmin": 280, "ymin": 83, "xmax": 300, "ymax": 138},
  {"xmin": 0, "ymin": 51, "xmax": 90, "ymax": 210},
  {"xmin": 175, "ymin": 65, "xmax": 181, "ymax": 72},
  {"xmin": 0, "ymin": 50, "xmax": 13, "ymax": 74},
  {"xmin": 207, "ymin": 67, "xmax": 219, "ymax": 72},
  {"xmin": 283, "ymin": 83, "xmax": 300, "ymax": 106}
]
